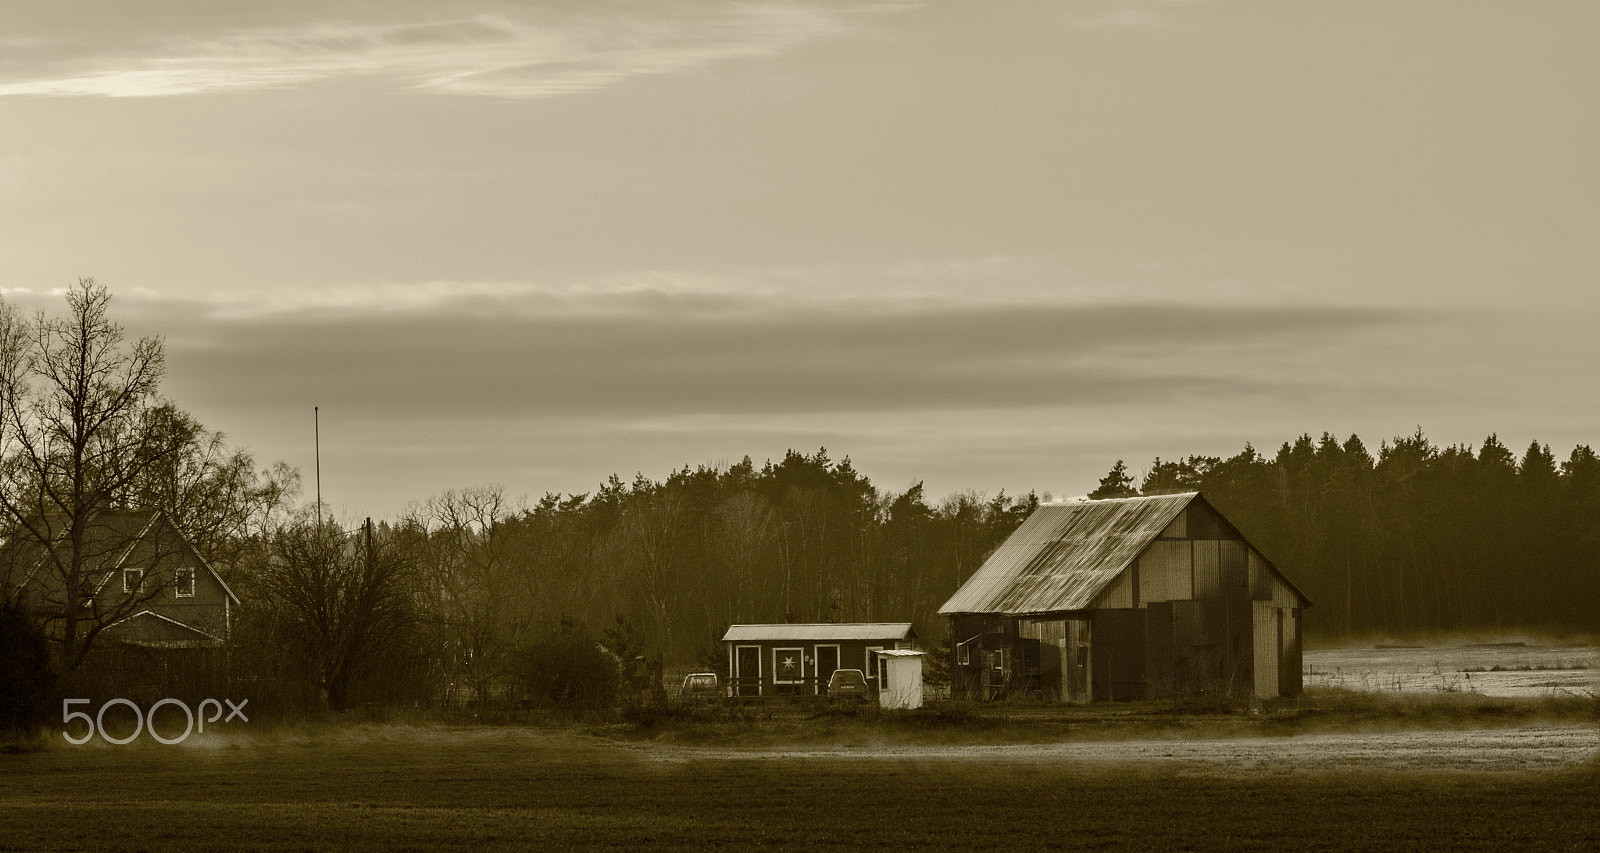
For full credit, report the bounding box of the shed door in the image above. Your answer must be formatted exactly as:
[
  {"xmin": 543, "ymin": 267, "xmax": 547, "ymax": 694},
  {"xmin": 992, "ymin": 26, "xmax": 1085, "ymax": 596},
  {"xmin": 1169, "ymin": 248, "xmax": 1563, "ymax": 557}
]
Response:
[
  {"xmin": 735, "ymin": 645, "xmax": 762, "ymax": 696},
  {"xmin": 815, "ymin": 645, "xmax": 840, "ymax": 695}
]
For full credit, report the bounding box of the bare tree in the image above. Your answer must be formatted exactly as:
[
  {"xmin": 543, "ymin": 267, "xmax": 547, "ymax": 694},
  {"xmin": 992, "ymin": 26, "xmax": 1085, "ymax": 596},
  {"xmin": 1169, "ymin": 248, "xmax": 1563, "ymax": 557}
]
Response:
[
  {"xmin": 127, "ymin": 411, "xmax": 300, "ymax": 570},
  {"xmin": 407, "ymin": 485, "xmax": 526, "ymax": 709},
  {"xmin": 254, "ymin": 518, "xmax": 417, "ymax": 712},
  {"xmin": 0, "ymin": 280, "xmax": 195, "ymax": 671}
]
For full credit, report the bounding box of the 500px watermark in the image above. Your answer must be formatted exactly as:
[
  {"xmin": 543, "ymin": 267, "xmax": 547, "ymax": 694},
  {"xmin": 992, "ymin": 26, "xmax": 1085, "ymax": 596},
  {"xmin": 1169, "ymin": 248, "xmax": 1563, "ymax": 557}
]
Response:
[{"xmin": 62, "ymin": 698, "xmax": 249, "ymax": 745}]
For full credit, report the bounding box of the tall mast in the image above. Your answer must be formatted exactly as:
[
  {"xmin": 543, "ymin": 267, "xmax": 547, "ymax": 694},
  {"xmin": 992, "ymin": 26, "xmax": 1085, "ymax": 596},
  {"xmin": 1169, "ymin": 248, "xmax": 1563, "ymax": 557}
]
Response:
[{"xmin": 314, "ymin": 405, "xmax": 322, "ymax": 532}]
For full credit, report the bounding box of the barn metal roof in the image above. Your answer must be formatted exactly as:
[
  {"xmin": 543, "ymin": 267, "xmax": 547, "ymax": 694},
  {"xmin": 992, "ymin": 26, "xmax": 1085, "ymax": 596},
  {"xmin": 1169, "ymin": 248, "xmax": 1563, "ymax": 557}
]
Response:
[
  {"xmin": 722, "ymin": 623, "xmax": 916, "ymax": 643},
  {"xmin": 938, "ymin": 493, "xmax": 1196, "ymax": 616}
]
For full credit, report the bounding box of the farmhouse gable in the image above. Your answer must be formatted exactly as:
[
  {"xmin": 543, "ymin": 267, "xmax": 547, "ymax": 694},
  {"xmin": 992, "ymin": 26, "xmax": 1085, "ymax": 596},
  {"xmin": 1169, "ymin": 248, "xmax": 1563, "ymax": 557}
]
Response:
[{"xmin": 5, "ymin": 506, "xmax": 238, "ymax": 648}]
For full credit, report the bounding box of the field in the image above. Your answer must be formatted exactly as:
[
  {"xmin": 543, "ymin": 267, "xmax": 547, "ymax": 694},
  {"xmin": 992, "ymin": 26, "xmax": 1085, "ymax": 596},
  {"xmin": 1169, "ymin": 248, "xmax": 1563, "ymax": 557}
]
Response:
[
  {"xmin": 2, "ymin": 643, "xmax": 1597, "ymax": 851},
  {"xmin": 1304, "ymin": 642, "xmax": 1598, "ymax": 697}
]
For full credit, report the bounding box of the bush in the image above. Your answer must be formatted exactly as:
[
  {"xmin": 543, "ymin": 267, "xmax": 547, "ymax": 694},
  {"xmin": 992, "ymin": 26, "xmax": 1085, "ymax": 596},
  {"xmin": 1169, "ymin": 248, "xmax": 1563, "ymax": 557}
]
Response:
[
  {"xmin": 0, "ymin": 596, "xmax": 55, "ymax": 733},
  {"xmin": 517, "ymin": 619, "xmax": 619, "ymax": 714}
]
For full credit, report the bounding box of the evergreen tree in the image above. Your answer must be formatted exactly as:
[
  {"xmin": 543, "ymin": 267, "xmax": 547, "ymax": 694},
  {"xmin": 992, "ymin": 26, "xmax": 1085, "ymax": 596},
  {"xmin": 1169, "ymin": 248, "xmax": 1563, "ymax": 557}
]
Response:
[{"xmin": 1088, "ymin": 460, "xmax": 1137, "ymax": 499}]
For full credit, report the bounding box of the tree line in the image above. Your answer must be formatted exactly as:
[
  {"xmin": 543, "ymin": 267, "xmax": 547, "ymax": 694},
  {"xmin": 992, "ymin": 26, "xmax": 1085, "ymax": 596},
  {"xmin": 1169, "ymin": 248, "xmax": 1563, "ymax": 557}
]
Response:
[{"xmin": 3, "ymin": 281, "xmax": 1595, "ymax": 725}]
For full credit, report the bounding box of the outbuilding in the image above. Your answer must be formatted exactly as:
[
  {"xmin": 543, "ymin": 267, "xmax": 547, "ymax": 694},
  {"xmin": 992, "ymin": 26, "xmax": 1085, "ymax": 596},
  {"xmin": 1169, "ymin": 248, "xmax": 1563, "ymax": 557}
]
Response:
[
  {"xmin": 875, "ymin": 649, "xmax": 928, "ymax": 709},
  {"xmin": 939, "ymin": 492, "xmax": 1309, "ymax": 702},
  {"xmin": 721, "ymin": 623, "xmax": 917, "ymax": 697}
]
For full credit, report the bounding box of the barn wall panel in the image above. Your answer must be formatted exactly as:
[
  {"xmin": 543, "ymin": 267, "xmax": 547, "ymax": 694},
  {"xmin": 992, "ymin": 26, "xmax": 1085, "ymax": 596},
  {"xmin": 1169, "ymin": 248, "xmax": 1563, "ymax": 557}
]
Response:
[
  {"xmin": 1193, "ymin": 540, "xmax": 1221, "ymax": 600},
  {"xmin": 1226, "ymin": 599, "xmax": 1255, "ymax": 697},
  {"xmin": 1140, "ymin": 540, "xmax": 1192, "ymax": 604},
  {"xmin": 1091, "ymin": 609, "xmax": 1146, "ymax": 701},
  {"xmin": 1171, "ymin": 599, "xmax": 1207, "ymax": 693},
  {"xmin": 1220, "ymin": 541, "xmax": 1247, "ymax": 599},
  {"xmin": 1252, "ymin": 601, "xmax": 1279, "ymax": 698},
  {"xmin": 1186, "ymin": 503, "xmax": 1218, "ymax": 539},
  {"xmin": 1281, "ymin": 608, "xmax": 1303, "ymax": 697},
  {"xmin": 1095, "ymin": 571, "xmax": 1133, "ymax": 609},
  {"xmin": 1248, "ymin": 549, "xmax": 1274, "ymax": 601},
  {"xmin": 1196, "ymin": 599, "xmax": 1229, "ymax": 690},
  {"xmin": 1221, "ymin": 545, "xmax": 1248, "ymax": 600},
  {"xmin": 1145, "ymin": 601, "xmax": 1176, "ymax": 697},
  {"xmin": 1272, "ymin": 577, "xmax": 1299, "ymax": 609}
]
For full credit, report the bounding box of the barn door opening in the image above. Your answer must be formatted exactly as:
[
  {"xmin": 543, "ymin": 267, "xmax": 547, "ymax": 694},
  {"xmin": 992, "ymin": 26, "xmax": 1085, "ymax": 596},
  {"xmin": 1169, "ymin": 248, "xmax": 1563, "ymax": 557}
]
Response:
[{"xmin": 1065, "ymin": 618, "xmax": 1091, "ymax": 703}]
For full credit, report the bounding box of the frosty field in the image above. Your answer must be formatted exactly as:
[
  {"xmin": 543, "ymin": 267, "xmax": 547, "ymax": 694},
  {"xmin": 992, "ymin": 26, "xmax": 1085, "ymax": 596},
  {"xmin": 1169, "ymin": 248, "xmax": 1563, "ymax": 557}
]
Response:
[{"xmin": 1303, "ymin": 642, "xmax": 1598, "ymax": 697}]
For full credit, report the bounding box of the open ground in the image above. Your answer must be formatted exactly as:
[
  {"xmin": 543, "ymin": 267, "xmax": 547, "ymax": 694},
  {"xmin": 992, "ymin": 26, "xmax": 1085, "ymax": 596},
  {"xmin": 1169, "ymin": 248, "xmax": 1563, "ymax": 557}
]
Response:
[
  {"xmin": 3, "ymin": 643, "xmax": 1597, "ymax": 850},
  {"xmin": 4, "ymin": 690, "xmax": 1598, "ymax": 851}
]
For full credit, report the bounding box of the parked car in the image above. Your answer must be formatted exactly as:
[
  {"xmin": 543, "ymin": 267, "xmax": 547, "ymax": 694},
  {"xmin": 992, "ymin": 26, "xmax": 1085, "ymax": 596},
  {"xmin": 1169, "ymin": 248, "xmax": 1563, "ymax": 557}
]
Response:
[
  {"xmin": 826, "ymin": 668, "xmax": 870, "ymax": 703},
  {"xmin": 679, "ymin": 672, "xmax": 722, "ymax": 706}
]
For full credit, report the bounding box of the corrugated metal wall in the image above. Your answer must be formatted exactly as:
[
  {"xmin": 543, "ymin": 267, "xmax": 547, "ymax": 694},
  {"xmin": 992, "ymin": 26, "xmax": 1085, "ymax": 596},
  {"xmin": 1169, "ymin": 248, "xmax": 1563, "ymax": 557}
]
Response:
[
  {"xmin": 1252, "ymin": 601, "xmax": 1280, "ymax": 698},
  {"xmin": 1140, "ymin": 541, "xmax": 1193, "ymax": 603}
]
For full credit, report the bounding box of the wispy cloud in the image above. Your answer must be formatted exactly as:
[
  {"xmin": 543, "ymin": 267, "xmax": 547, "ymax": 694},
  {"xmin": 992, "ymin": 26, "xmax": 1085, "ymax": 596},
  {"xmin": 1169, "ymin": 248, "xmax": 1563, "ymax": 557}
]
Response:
[
  {"xmin": 0, "ymin": 3, "xmax": 910, "ymax": 99},
  {"xmin": 1075, "ymin": 8, "xmax": 1161, "ymax": 28},
  {"xmin": 1071, "ymin": 0, "xmax": 1214, "ymax": 29},
  {"xmin": 125, "ymin": 281, "xmax": 1409, "ymax": 425}
]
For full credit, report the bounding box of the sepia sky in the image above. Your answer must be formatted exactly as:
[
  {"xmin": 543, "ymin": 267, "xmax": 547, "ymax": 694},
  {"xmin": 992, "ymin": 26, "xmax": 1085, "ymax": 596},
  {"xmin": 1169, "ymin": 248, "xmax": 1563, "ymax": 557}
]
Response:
[{"xmin": 2, "ymin": 1, "xmax": 1596, "ymax": 519}]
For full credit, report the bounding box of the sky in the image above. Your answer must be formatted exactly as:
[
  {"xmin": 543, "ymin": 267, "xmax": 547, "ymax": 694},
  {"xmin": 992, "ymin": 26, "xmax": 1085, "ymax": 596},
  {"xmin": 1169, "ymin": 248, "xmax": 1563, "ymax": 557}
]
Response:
[{"xmin": 2, "ymin": 1, "xmax": 1596, "ymax": 520}]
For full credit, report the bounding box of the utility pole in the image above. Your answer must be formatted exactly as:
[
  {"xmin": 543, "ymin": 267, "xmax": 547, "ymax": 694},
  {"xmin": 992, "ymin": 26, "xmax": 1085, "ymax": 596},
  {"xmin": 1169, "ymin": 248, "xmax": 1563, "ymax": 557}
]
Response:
[{"xmin": 315, "ymin": 406, "xmax": 322, "ymax": 533}]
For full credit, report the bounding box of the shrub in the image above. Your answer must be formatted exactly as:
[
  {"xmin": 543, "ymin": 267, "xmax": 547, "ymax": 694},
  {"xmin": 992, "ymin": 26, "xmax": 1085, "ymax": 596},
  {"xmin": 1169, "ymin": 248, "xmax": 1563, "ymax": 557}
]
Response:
[
  {"xmin": 517, "ymin": 618, "xmax": 619, "ymax": 714},
  {"xmin": 0, "ymin": 595, "xmax": 55, "ymax": 733}
]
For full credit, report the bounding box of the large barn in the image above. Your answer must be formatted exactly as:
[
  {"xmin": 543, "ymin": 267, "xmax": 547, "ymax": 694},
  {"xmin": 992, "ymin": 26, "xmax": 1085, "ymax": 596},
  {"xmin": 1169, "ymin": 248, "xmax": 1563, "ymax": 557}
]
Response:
[{"xmin": 939, "ymin": 492, "xmax": 1309, "ymax": 702}]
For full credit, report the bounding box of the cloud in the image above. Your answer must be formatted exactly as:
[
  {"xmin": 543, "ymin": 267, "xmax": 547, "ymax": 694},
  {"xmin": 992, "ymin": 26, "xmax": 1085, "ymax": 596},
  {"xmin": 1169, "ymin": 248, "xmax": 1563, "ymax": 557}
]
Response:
[
  {"xmin": 132, "ymin": 282, "xmax": 1410, "ymax": 428},
  {"xmin": 1071, "ymin": 0, "xmax": 1215, "ymax": 28},
  {"xmin": 53, "ymin": 277, "xmax": 1563, "ymax": 516},
  {"xmin": 1074, "ymin": 8, "xmax": 1162, "ymax": 28},
  {"xmin": 0, "ymin": 3, "xmax": 910, "ymax": 99}
]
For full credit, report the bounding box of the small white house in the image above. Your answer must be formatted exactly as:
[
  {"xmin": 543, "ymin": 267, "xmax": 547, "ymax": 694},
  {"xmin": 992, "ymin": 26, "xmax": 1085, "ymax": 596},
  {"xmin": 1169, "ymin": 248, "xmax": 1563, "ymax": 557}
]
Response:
[{"xmin": 875, "ymin": 649, "xmax": 927, "ymax": 710}]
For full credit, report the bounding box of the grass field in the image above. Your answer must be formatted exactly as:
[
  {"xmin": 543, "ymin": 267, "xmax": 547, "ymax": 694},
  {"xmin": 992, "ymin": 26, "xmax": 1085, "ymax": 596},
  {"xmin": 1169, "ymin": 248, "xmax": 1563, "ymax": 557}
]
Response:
[
  {"xmin": 1303, "ymin": 642, "xmax": 1598, "ymax": 697},
  {"xmin": 3, "ymin": 695, "xmax": 1598, "ymax": 851}
]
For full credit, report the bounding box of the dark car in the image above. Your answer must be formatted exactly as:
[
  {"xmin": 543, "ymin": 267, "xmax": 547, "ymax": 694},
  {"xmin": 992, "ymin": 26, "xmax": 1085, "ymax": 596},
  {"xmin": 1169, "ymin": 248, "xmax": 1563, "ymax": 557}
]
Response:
[
  {"xmin": 826, "ymin": 668, "xmax": 869, "ymax": 703},
  {"xmin": 679, "ymin": 672, "xmax": 722, "ymax": 706}
]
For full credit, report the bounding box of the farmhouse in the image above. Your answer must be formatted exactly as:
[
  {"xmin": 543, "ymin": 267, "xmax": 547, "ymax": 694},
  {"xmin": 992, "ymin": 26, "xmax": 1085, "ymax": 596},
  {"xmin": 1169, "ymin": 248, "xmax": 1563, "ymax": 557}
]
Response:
[
  {"xmin": 722, "ymin": 623, "xmax": 917, "ymax": 697},
  {"xmin": 939, "ymin": 492, "xmax": 1309, "ymax": 702},
  {"xmin": 5, "ymin": 506, "xmax": 239, "ymax": 650}
]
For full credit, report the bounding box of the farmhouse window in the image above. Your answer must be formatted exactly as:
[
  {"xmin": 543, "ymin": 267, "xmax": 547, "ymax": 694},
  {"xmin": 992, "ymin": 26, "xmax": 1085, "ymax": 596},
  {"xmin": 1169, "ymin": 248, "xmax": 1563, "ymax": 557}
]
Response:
[
  {"xmin": 773, "ymin": 647, "xmax": 804, "ymax": 684},
  {"xmin": 123, "ymin": 568, "xmax": 143, "ymax": 593},
  {"xmin": 175, "ymin": 568, "xmax": 195, "ymax": 597}
]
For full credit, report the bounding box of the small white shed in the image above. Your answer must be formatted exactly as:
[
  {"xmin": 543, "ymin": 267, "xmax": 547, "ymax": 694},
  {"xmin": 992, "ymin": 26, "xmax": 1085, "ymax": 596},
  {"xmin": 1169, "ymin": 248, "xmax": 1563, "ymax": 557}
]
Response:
[{"xmin": 875, "ymin": 649, "xmax": 927, "ymax": 710}]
